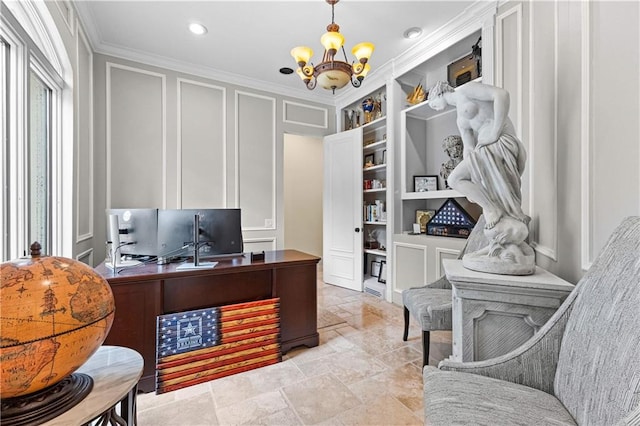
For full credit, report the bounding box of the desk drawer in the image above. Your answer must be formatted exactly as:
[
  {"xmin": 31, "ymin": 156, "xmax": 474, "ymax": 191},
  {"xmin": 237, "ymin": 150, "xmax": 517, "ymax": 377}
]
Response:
[{"xmin": 163, "ymin": 270, "xmax": 272, "ymax": 313}]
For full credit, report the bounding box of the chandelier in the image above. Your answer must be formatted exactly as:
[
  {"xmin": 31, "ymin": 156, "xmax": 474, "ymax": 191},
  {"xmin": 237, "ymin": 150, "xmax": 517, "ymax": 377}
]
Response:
[{"xmin": 290, "ymin": 0, "xmax": 374, "ymax": 94}]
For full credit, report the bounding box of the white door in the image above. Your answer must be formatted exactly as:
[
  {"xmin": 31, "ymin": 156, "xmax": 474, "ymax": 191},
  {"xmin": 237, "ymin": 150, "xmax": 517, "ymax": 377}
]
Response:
[{"xmin": 323, "ymin": 129, "xmax": 363, "ymax": 291}]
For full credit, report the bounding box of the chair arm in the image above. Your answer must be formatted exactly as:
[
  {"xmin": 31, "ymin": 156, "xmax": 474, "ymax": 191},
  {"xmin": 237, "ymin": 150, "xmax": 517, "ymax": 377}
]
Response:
[
  {"xmin": 424, "ymin": 275, "xmax": 450, "ymax": 290},
  {"xmin": 438, "ymin": 290, "xmax": 577, "ymax": 394},
  {"xmin": 617, "ymin": 404, "xmax": 640, "ymax": 426}
]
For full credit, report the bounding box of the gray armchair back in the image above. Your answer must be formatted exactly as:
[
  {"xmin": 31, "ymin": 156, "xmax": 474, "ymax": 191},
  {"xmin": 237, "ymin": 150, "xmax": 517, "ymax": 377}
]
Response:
[{"xmin": 554, "ymin": 216, "xmax": 640, "ymax": 425}]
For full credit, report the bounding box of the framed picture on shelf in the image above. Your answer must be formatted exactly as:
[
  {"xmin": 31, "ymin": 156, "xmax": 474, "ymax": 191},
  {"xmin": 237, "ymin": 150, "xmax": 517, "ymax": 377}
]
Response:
[
  {"xmin": 416, "ymin": 209, "xmax": 436, "ymax": 233},
  {"xmin": 378, "ymin": 261, "xmax": 387, "ymax": 284},
  {"xmin": 447, "ymin": 52, "xmax": 480, "ymax": 88},
  {"xmin": 364, "ymin": 153, "xmax": 375, "ymax": 168},
  {"xmin": 370, "ymin": 260, "xmax": 382, "ymax": 278},
  {"xmin": 382, "ymin": 149, "xmax": 387, "ymax": 165},
  {"xmin": 414, "ymin": 175, "xmax": 438, "ymax": 192}
]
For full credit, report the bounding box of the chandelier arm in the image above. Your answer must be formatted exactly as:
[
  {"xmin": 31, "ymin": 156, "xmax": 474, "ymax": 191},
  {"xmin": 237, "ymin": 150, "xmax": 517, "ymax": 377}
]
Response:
[
  {"xmin": 351, "ymin": 77, "xmax": 362, "ymax": 88},
  {"xmin": 302, "ymin": 64, "xmax": 315, "ymax": 78},
  {"xmin": 341, "ymin": 45, "xmax": 350, "ymax": 63},
  {"xmin": 306, "ymin": 78, "xmax": 317, "ymax": 90}
]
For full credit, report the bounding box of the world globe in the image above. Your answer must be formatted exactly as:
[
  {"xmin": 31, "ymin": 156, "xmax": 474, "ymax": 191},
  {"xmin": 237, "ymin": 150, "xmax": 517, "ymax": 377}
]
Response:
[{"xmin": 0, "ymin": 251, "xmax": 115, "ymax": 399}]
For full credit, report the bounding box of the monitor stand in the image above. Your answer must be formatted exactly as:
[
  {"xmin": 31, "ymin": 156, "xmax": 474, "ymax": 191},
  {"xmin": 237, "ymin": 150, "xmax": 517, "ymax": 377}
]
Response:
[
  {"xmin": 175, "ymin": 214, "xmax": 218, "ymax": 270},
  {"xmin": 105, "ymin": 259, "xmax": 142, "ymax": 268},
  {"xmin": 176, "ymin": 261, "xmax": 218, "ymax": 270}
]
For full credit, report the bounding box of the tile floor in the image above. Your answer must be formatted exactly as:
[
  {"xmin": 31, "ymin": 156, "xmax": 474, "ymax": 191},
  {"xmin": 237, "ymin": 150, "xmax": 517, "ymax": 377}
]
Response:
[{"xmin": 137, "ymin": 271, "xmax": 452, "ymax": 425}]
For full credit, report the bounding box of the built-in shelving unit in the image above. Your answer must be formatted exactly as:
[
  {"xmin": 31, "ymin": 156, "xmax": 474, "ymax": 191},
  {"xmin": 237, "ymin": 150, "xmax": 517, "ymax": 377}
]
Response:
[
  {"xmin": 328, "ymin": 1, "xmax": 496, "ymax": 304},
  {"xmin": 360, "ymin": 112, "xmax": 389, "ymax": 298}
]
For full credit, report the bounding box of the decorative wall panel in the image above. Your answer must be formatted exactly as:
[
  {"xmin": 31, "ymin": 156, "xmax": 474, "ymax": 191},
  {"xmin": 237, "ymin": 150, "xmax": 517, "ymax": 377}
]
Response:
[
  {"xmin": 107, "ymin": 63, "xmax": 166, "ymax": 208},
  {"xmin": 283, "ymin": 100, "xmax": 328, "ymax": 129},
  {"xmin": 235, "ymin": 91, "xmax": 275, "ymax": 230},
  {"xmin": 178, "ymin": 79, "xmax": 225, "ymax": 208}
]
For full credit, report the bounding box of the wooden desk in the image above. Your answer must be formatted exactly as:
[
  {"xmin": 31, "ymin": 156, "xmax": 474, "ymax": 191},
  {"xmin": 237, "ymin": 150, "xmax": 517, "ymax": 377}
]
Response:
[
  {"xmin": 95, "ymin": 249, "xmax": 320, "ymax": 393},
  {"xmin": 443, "ymin": 259, "xmax": 574, "ymax": 362},
  {"xmin": 44, "ymin": 346, "xmax": 143, "ymax": 426}
]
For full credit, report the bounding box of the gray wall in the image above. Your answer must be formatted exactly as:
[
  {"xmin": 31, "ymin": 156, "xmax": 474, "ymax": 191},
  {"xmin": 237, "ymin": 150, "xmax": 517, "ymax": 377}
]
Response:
[
  {"xmin": 42, "ymin": 0, "xmax": 640, "ymax": 282},
  {"xmin": 283, "ymin": 134, "xmax": 324, "ymax": 258},
  {"xmin": 92, "ymin": 54, "xmax": 335, "ymax": 263},
  {"xmin": 496, "ymin": 0, "xmax": 639, "ymax": 282}
]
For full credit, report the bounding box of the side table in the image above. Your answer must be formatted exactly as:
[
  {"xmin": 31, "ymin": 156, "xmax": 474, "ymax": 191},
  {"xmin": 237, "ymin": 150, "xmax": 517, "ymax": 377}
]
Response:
[
  {"xmin": 43, "ymin": 345, "xmax": 143, "ymax": 426},
  {"xmin": 443, "ymin": 259, "xmax": 575, "ymax": 363}
]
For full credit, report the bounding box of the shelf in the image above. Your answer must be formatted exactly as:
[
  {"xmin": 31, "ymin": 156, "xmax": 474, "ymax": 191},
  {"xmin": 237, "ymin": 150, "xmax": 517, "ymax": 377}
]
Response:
[
  {"xmin": 402, "ymin": 189, "xmax": 463, "ymax": 200},
  {"xmin": 361, "ymin": 116, "xmax": 386, "ymax": 131},
  {"xmin": 364, "ymin": 221, "xmax": 387, "ymax": 225},
  {"xmin": 364, "ymin": 249, "xmax": 387, "ymax": 257},
  {"xmin": 402, "ymin": 77, "xmax": 483, "ymax": 120},
  {"xmin": 405, "ymin": 102, "xmax": 455, "ymax": 120},
  {"xmin": 363, "ymin": 164, "xmax": 386, "ymax": 172},
  {"xmin": 363, "ymin": 139, "xmax": 387, "ymax": 152},
  {"xmin": 363, "ymin": 188, "xmax": 386, "ymax": 193}
]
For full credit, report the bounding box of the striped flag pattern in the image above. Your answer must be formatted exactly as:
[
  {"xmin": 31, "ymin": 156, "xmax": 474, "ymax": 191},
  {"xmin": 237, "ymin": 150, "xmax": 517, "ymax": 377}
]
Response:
[{"xmin": 155, "ymin": 298, "xmax": 281, "ymax": 393}]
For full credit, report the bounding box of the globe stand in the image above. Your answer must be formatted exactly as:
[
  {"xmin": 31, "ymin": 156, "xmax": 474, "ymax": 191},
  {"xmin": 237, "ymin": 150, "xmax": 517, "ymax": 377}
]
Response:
[{"xmin": 0, "ymin": 373, "xmax": 93, "ymax": 426}]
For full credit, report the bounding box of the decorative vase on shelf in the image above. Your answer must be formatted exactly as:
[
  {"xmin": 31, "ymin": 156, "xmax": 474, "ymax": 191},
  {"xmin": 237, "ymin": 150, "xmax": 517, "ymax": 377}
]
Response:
[{"xmin": 362, "ymin": 97, "xmax": 375, "ymax": 124}]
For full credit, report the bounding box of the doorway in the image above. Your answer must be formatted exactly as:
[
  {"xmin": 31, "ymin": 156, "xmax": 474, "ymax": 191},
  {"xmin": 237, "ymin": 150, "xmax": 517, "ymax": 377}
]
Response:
[{"xmin": 283, "ymin": 134, "xmax": 323, "ymax": 259}]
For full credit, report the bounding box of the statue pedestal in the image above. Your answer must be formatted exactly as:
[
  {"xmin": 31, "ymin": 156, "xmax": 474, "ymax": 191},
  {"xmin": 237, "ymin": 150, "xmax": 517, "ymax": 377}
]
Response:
[{"xmin": 443, "ymin": 259, "xmax": 574, "ymax": 363}]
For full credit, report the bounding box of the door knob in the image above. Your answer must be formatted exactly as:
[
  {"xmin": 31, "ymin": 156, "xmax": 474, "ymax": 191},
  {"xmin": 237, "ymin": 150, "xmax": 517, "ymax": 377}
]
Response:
[{"xmin": 355, "ymin": 228, "xmax": 360, "ymax": 233}]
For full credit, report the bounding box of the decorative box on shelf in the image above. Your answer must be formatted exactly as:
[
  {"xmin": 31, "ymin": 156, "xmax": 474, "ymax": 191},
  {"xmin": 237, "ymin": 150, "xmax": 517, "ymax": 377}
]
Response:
[{"xmin": 426, "ymin": 198, "xmax": 476, "ymax": 239}]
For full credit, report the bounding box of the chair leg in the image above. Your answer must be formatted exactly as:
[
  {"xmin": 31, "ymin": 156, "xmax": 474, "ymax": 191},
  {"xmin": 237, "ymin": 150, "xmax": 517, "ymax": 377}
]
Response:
[
  {"xmin": 422, "ymin": 330, "xmax": 430, "ymax": 367},
  {"xmin": 403, "ymin": 307, "xmax": 409, "ymax": 341}
]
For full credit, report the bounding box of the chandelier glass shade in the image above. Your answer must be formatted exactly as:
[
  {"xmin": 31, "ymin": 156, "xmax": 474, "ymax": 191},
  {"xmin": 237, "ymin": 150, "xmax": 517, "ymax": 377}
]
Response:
[{"xmin": 290, "ymin": 0, "xmax": 374, "ymax": 93}]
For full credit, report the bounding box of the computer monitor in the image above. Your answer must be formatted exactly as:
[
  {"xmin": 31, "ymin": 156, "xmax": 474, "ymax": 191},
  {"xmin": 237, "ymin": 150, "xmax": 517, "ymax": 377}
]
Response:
[
  {"xmin": 157, "ymin": 209, "xmax": 244, "ymax": 260},
  {"xmin": 105, "ymin": 208, "xmax": 158, "ymax": 257}
]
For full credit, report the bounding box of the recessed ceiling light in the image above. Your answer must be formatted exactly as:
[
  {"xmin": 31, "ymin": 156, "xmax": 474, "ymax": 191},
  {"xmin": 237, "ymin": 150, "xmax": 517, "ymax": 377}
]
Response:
[
  {"xmin": 189, "ymin": 23, "xmax": 208, "ymax": 36},
  {"xmin": 279, "ymin": 67, "xmax": 294, "ymax": 75},
  {"xmin": 403, "ymin": 27, "xmax": 422, "ymax": 40}
]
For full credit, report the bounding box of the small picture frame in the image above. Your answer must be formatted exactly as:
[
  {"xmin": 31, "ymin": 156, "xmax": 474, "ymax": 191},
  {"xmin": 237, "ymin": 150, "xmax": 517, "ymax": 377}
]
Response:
[
  {"xmin": 382, "ymin": 149, "xmax": 387, "ymax": 165},
  {"xmin": 416, "ymin": 209, "xmax": 436, "ymax": 233},
  {"xmin": 414, "ymin": 175, "xmax": 438, "ymax": 192},
  {"xmin": 370, "ymin": 260, "xmax": 382, "ymax": 278},
  {"xmin": 364, "ymin": 153, "xmax": 375, "ymax": 168},
  {"xmin": 378, "ymin": 260, "xmax": 387, "ymax": 284}
]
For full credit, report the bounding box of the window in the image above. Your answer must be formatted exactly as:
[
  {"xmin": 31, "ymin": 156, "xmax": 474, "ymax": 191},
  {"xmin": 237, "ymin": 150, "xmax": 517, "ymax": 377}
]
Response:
[
  {"xmin": 29, "ymin": 70, "xmax": 53, "ymax": 253},
  {"xmin": 1, "ymin": 38, "xmax": 8, "ymax": 258},
  {"xmin": 1, "ymin": 6, "xmax": 65, "ymax": 260}
]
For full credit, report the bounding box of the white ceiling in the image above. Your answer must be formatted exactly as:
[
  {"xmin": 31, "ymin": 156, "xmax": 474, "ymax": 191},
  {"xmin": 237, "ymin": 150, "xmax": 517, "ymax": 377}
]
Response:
[{"xmin": 74, "ymin": 0, "xmax": 475, "ymax": 104}]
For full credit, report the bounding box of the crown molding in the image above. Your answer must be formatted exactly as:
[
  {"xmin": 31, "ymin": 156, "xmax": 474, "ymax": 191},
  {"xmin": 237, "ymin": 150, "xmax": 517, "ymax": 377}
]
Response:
[{"xmin": 393, "ymin": 1, "xmax": 497, "ymax": 79}]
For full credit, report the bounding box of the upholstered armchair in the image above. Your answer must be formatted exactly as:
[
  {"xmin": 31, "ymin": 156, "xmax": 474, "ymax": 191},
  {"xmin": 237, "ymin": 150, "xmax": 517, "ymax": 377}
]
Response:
[
  {"xmin": 423, "ymin": 216, "xmax": 640, "ymax": 425},
  {"xmin": 402, "ymin": 215, "xmax": 487, "ymax": 366}
]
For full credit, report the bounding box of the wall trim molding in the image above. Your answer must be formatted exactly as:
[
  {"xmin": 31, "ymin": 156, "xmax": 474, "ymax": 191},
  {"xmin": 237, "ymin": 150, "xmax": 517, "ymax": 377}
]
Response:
[
  {"xmin": 243, "ymin": 237, "xmax": 277, "ymax": 251},
  {"xmin": 75, "ymin": 247, "xmax": 93, "ymax": 265},
  {"xmin": 176, "ymin": 78, "xmax": 227, "ymax": 208},
  {"xmin": 54, "ymin": 1, "xmax": 74, "ymax": 36},
  {"xmin": 495, "ymin": 3, "xmax": 523, "ymax": 137},
  {"xmin": 105, "ymin": 62, "xmax": 167, "ymax": 208},
  {"xmin": 435, "ymin": 247, "xmax": 460, "ymax": 278},
  {"xmin": 580, "ymin": 1, "xmax": 592, "ymax": 271},
  {"xmin": 234, "ymin": 91, "xmax": 277, "ymax": 231},
  {"xmin": 282, "ymin": 100, "xmax": 328, "ymax": 129},
  {"xmin": 528, "ymin": 1, "xmax": 558, "ymax": 261},
  {"xmin": 75, "ymin": 26, "xmax": 94, "ymax": 243},
  {"xmin": 392, "ymin": 242, "xmax": 427, "ymax": 296}
]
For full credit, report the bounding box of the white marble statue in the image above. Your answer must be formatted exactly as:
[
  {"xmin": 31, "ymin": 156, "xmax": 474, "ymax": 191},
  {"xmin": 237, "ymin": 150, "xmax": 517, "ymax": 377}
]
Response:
[
  {"xmin": 428, "ymin": 81, "xmax": 535, "ymax": 275},
  {"xmin": 440, "ymin": 135, "xmax": 463, "ymax": 189}
]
